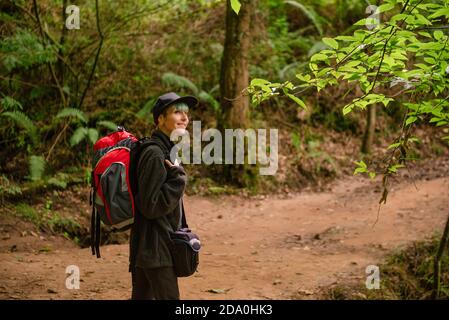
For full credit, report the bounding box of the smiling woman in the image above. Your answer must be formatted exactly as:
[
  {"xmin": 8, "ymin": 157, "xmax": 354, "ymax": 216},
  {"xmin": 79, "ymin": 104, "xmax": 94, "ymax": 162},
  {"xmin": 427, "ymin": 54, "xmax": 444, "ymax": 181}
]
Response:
[{"xmin": 158, "ymin": 103, "xmax": 190, "ymax": 136}]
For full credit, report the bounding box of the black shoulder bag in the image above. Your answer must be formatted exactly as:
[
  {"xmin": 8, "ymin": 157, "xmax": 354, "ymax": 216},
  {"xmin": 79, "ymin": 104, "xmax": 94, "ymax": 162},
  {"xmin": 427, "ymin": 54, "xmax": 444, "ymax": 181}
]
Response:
[{"xmin": 169, "ymin": 201, "xmax": 201, "ymax": 277}]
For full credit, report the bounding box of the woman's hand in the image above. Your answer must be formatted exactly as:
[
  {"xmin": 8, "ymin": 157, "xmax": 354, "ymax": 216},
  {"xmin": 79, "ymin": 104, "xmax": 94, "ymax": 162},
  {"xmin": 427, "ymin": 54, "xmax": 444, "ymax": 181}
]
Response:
[{"xmin": 165, "ymin": 159, "xmax": 180, "ymax": 168}]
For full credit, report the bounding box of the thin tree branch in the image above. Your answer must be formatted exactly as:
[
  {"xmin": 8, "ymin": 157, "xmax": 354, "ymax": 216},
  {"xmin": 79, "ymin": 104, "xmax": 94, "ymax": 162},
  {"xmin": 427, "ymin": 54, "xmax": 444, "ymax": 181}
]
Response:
[
  {"xmin": 78, "ymin": 0, "xmax": 104, "ymax": 109},
  {"xmin": 32, "ymin": 0, "xmax": 67, "ymax": 107}
]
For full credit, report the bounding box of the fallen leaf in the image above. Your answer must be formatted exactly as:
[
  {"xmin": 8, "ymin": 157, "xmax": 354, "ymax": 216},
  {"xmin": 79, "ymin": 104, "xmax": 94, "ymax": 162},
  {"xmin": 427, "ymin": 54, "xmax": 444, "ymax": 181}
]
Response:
[
  {"xmin": 39, "ymin": 246, "xmax": 51, "ymax": 253},
  {"xmin": 273, "ymin": 279, "xmax": 282, "ymax": 285},
  {"xmin": 206, "ymin": 288, "xmax": 231, "ymax": 294},
  {"xmin": 297, "ymin": 289, "xmax": 314, "ymax": 295}
]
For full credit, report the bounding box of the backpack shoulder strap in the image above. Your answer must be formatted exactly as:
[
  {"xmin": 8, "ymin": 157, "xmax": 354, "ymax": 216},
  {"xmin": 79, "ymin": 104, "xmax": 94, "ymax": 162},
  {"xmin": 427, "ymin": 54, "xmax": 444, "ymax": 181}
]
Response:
[
  {"xmin": 130, "ymin": 137, "xmax": 169, "ymax": 195},
  {"xmin": 181, "ymin": 199, "xmax": 188, "ymax": 229},
  {"xmin": 138, "ymin": 138, "xmax": 170, "ymax": 160}
]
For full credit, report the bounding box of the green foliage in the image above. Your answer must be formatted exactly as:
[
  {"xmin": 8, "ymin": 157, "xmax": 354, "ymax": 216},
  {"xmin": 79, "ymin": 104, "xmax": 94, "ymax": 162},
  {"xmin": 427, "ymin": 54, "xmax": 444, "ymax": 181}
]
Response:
[
  {"xmin": 15, "ymin": 203, "xmax": 39, "ymax": 224},
  {"xmin": 285, "ymin": 0, "xmax": 326, "ymax": 36},
  {"xmin": 87, "ymin": 128, "xmax": 99, "ymax": 144},
  {"xmin": 47, "ymin": 212, "xmax": 82, "ymax": 236},
  {"xmin": 69, "ymin": 127, "xmax": 99, "ymax": 146},
  {"xmin": 97, "ymin": 120, "xmax": 118, "ymax": 131},
  {"xmin": 28, "ymin": 155, "xmax": 46, "ymax": 181},
  {"xmin": 230, "ymin": 0, "xmax": 241, "ymax": 14},
  {"xmin": 251, "ymin": 0, "xmax": 449, "ymax": 181},
  {"xmin": 1, "ymin": 96, "xmax": 23, "ymax": 111},
  {"xmin": 2, "ymin": 111, "xmax": 38, "ymax": 146},
  {"xmin": 353, "ymin": 160, "xmax": 376, "ymax": 179},
  {"xmin": 162, "ymin": 72, "xmax": 199, "ymax": 94},
  {"xmin": 0, "ymin": 29, "xmax": 58, "ymax": 72},
  {"xmin": 162, "ymin": 71, "xmax": 220, "ymax": 113},
  {"xmin": 137, "ymin": 98, "xmax": 156, "ymax": 119},
  {"xmin": 329, "ymin": 235, "xmax": 449, "ymax": 299},
  {"xmin": 290, "ymin": 131, "xmax": 301, "ymax": 151},
  {"xmin": 56, "ymin": 108, "xmax": 88, "ymax": 124},
  {"xmin": 305, "ymin": 139, "xmax": 338, "ymax": 175},
  {"xmin": 0, "ymin": 175, "xmax": 22, "ymax": 200},
  {"xmin": 47, "ymin": 173, "xmax": 70, "ymax": 189},
  {"xmin": 70, "ymin": 127, "xmax": 89, "ymax": 147}
]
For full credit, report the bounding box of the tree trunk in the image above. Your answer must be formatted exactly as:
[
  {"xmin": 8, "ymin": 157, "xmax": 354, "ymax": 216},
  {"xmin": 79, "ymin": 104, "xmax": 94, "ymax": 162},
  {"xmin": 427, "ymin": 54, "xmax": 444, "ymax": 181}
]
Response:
[
  {"xmin": 432, "ymin": 213, "xmax": 449, "ymax": 299},
  {"xmin": 218, "ymin": 0, "xmax": 257, "ymax": 187},
  {"xmin": 58, "ymin": 0, "xmax": 68, "ymax": 85},
  {"xmin": 219, "ymin": 0, "xmax": 253, "ymax": 129},
  {"xmin": 361, "ymin": 104, "xmax": 376, "ymax": 154}
]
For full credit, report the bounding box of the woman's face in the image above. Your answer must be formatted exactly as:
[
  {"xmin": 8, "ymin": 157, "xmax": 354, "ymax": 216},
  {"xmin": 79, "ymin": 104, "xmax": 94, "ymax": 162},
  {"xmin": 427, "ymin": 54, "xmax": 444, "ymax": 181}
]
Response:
[{"xmin": 158, "ymin": 103, "xmax": 189, "ymax": 135}]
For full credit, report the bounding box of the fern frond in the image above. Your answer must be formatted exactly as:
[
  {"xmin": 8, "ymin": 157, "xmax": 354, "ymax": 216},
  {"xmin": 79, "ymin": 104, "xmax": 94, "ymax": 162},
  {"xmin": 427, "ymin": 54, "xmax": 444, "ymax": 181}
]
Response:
[
  {"xmin": 28, "ymin": 155, "xmax": 45, "ymax": 181},
  {"xmin": 97, "ymin": 121, "xmax": 118, "ymax": 131},
  {"xmin": 70, "ymin": 127, "xmax": 88, "ymax": 146},
  {"xmin": 56, "ymin": 108, "xmax": 87, "ymax": 123},
  {"xmin": 285, "ymin": 1, "xmax": 325, "ymax": 36},
  {"xmin": 87, "ymin": 128, "xmax": 99, "ymax": 145},
  {"xmin": 198, "ymin": 91, "xmax": 220, "ymax": 112},
  {"xmin": 2, "ymin": 111, "xmax": 38, "ymax": 145},
  {"xmin": 136, "ymin": 98, "xmax": 155, "ymax": 119},
  {"xmin": 162, "ymin": 72, "xmax": 199, "ymax": 94},
  {"xmin": 1, "ymin": 96, "xmax": 23, "ymax": 111}
]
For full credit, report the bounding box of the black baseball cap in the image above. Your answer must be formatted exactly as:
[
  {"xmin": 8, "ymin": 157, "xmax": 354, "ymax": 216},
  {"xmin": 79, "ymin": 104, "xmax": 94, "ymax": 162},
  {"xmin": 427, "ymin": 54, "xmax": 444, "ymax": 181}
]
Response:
[{"xmin": 152, "ymin": 92, "xmax": 198, "ymax": 124}]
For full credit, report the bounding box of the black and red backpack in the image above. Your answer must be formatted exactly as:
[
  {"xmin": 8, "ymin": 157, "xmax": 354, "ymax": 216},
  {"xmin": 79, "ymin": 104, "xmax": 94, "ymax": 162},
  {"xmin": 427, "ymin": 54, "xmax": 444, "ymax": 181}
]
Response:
[{"xmin": 90, "ymin": 126, "xmax": 156, "ymax": 258}]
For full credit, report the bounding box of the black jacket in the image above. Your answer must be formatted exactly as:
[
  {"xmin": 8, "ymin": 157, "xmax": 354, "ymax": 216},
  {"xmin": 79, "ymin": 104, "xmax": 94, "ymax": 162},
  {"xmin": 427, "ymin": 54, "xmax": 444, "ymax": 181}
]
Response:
[{"xmin": 129, "ymin": 129, "xmax": 187, "ymax": 270}]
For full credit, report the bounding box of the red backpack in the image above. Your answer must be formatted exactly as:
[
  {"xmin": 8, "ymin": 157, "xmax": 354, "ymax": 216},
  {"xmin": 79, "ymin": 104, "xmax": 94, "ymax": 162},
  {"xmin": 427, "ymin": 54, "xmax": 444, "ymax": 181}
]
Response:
[{"xmin": 90, "ymin": 126, "xmax": 156, "ymax": 258}]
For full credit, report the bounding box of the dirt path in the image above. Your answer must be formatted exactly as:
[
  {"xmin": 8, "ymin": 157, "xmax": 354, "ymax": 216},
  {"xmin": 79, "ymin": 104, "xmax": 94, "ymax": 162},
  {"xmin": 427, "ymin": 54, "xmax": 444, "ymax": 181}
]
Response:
[{"xmin": 1, "ymin": 173, "xmax": 449, "ymax": 300}]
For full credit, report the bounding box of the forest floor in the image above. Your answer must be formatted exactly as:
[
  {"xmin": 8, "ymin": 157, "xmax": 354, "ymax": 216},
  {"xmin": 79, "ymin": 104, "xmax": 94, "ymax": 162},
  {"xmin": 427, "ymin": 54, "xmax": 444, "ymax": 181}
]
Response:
[{"xmin": 1, "ymin": 157, "xmax": 449, "ymax": 300}]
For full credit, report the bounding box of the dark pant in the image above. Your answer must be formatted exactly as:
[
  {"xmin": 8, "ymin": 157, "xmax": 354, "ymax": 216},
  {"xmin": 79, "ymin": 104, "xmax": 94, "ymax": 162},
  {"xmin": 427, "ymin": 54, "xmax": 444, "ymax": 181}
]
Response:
[{"xmin": 131, "ymin": 266, "xmax": 180, "ymax": 300}]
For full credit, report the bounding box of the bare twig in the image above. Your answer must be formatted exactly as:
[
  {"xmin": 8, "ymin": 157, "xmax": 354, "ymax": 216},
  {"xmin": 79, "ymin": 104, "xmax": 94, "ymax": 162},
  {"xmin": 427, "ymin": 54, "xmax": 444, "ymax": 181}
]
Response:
[
  {"xmin": 78, "ymin": 0, "xmax": 104, "ymax": 109},
  {"xmin": 32, "ymin": 0, "xmax": 67, "ymax": 107},
  {"xmin": 45, "ymin": 122, "xmax": 70, "ymax": 162}
]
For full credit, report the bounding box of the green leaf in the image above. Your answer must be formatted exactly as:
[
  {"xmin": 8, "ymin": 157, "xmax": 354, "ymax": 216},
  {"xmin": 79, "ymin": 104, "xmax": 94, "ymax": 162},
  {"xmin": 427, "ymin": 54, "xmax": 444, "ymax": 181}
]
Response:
[
  {"xmin": 1, "ymin": 96, "xmax": 23, "ymax": 111},
  {"xmin": 2, "ymin": 111, "xmax": 38, "ymax": 145},
  {"xmin": 162, "ymin": 72, "xmax": 199, "ymax": 94},
  {"xmin": 291, "ymin": 132, "xmax": 301, "ymax": 150},
  {"xmin": 285, "ymin": 1, "xmax": 324, "ymax": 36},
  {"xmin": 136, "ymin": 98, "xmax": 156, "ymax": 119},
  {"xmin": 353, "ymin": 160, "xmax": 367, "ymax": 175},
  {"xmin": 434, "ymin": 30, "xmax": 444, "ymax": 41},
  {"xmin": 388, "ymin": 164, "xmax": 405, "ymax": 173},
  {"xmin": 322, "ymin": 38, "xmax": 338, "ymax": 50},
  {"xmin": 343, "ymin": 103, "xmax": 354, "ymax": 116},
  {"xmin": 87, "ymin": 128, "xmax": 99, "ymax": 144},
  {"xmin": 97, "ymin": 121, "xmax": 118, "ymax": 131},
  {"xmin": 356, "ymin": 160, "xmax": 367, "ymax": 168},
  {"xmin": 47, "ymin": 176, "xmax": 67, "ymax": 189},
  {"xmin": 250, "ymin": 78, "xmax": 271, "ymax": 86},
  {"xmin": 198, "ymin": 91, "xmax": 220, "ymax": 112},
  {"xmin": 284, "ymin": 91, "xmax": 307, "ymax": 110},
  {"xmin": 406, "ymin": 116, "xmax": 418, "ymax": 126},
  {"xmin": 388, "ymin": 142, "xmax": 401, "ymax": 149},
  {"xmin": 56, "ymin": 108, "xmax": 87, "ymax": 123},
  {"xmin": 310, "ymin": 53, "xmax": 328, "ymax": 63},
  {"xmin": 230, "ymin": 0, "xmax": 241, "ymax": 14},
  {"xmin": 70, "ymin": 127, "xmax": 88, "ymax": 147},
  {"xmin": 428, "ymin": 8, "xmax": 449, "ymax": 19},
  {"xmin": 29, "ymin": 155, "xmax": 45, "ymax": 181},
  {"xmin": 377, "ymin": 3, "xmax": 395, "ymax": 14}
]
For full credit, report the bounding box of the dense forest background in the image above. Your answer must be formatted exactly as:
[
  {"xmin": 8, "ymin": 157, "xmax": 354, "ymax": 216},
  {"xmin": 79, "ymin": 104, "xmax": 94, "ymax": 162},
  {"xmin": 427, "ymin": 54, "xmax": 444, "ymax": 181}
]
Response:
[{"xmin": 2, "ymin": 0, "xmax": 447, "ymax": 198}]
